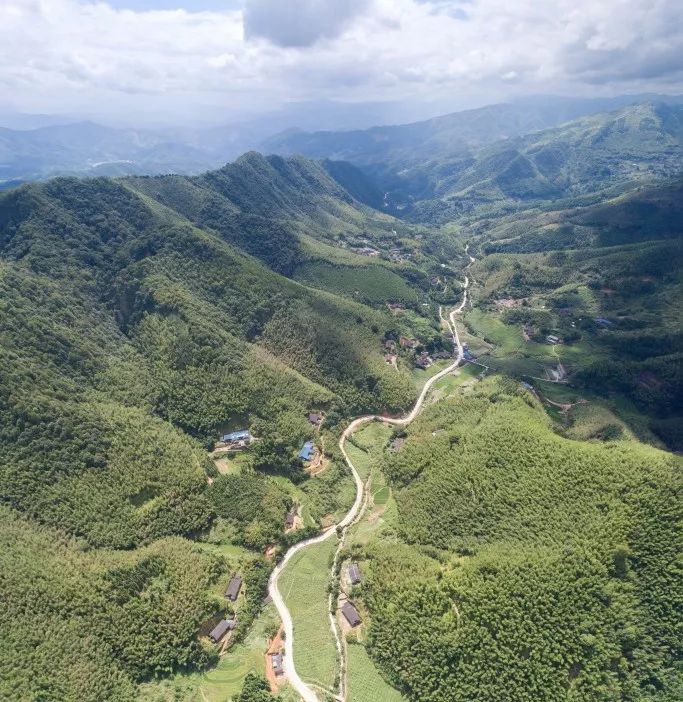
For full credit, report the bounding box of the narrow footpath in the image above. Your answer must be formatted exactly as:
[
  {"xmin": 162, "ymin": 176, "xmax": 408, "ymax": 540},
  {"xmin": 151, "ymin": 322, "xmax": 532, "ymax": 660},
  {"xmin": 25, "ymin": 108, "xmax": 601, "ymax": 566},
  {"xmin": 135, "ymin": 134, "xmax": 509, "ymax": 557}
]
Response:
[{"xmin": 267, "ymin": 258, "xmax": 474, "ymax": 702}]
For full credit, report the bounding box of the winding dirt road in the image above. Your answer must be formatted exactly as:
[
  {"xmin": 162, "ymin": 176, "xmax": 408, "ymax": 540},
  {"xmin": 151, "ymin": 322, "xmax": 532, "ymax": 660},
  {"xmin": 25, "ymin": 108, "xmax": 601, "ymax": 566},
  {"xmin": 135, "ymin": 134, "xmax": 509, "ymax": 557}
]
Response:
[{"xmin": 267, "ymin": 268, "xmax": 472, "ymax": 702}]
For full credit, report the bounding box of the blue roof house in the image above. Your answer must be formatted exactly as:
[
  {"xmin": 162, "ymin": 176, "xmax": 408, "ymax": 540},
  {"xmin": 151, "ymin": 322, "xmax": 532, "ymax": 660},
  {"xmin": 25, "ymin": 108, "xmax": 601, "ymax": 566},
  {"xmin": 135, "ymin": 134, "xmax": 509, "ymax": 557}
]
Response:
[
  {"xmin": 222, "ymin": 430, "xmax": 251, "ymax": 443},
  {"xmin": 298, "ymin": 441, "xmax": 314, "ymax": 461}
]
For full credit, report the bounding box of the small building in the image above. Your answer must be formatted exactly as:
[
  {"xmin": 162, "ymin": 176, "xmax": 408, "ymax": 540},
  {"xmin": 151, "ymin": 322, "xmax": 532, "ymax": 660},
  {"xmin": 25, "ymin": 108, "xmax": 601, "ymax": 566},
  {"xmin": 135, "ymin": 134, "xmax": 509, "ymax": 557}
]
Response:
[
  {"xmin": 463, "ymin": 348, "xmax": 475, "ymax": 361},
  {"xmin": 308, "ymin": 413, "xmax": 322, "ymax": 426},
  {"xmin": 521, "ymin": 381, "xmax": 534, "ymax": 391},
  {"xmin": 298, "ymin": 441, "xmax": 314, "ymax": 461},
  {"xmin": 415, "ymin": 352, "xmax": 433, "ymax": 369},
  {"xmin": 546, "ymin": 334, "xmax": 560, "ymax": 345},
  {"xmin": 341, "ymin": 601, "xmax": 362, "ymax": 628},
  {"xmin": 271, "ymin": 652, "xmax": 284, "ymax": 676},
  {"xmin": 389, "ymin": 437, "xmax": 405, "ymax": 452},
  {"xmin": 209, "ymin": 618, "xmax": 235, "ymax": 643},
  {"xmin": 595, "ymin": 317, "xmax": 614, "ymax": 328},
  {"xmin": 222, "ymin": 429, "xmax": 252, "ymax": 443},
  {"xmin": 432, "ymin": 350, "xmax": 452, "ymax": 360},
  {"xmin": 225, "ymin": 574, "xmax": 242, "ymax": 601},
  {"xmin": 284, "ymin": 510, "xmax": 296, "ymax": 530},
  {"xmin": 399, "ymin": 336, "xmax": 418, "ymax": 349},
  {"xmin": 384, "ymin": 339, "xmax": 397, "ymax": 352},
  {"xmin": 348, "ymin": 563, "xmax": 362, "ymax": 585}
]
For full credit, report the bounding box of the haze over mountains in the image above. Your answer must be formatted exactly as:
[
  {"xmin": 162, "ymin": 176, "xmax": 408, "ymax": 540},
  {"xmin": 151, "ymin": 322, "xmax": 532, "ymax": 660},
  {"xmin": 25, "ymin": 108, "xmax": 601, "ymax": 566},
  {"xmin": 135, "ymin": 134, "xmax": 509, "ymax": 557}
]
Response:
[{"xmin": 2, "ymin": 93, "xmax": 681, "ymax": 189}]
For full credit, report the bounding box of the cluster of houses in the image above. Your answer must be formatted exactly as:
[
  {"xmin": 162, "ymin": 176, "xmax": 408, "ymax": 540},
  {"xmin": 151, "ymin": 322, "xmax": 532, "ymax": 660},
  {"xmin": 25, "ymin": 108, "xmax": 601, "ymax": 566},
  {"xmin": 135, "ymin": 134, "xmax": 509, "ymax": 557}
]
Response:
[
  {"xmin": 208, "ymin": 573, "xmax": 243, "ymax": 644},
  {"xmin": 353, "ymin": 246, "xmax": 380, "ymax": 257}
]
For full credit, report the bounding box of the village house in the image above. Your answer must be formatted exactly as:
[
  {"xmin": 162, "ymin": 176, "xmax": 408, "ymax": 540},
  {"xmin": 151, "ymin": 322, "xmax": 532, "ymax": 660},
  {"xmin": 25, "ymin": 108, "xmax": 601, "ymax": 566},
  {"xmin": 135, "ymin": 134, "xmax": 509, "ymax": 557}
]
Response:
[
  {"xmin": 384, "ymin": 339, "xmax": 397, "ymax": 352},
  {"xmin": 399, "ymin": 335, "xmax": 418, "ymax": 349},
  {"xmin": 353, "ymin": 246, "xmax": 380, "ymax": 257},
  {"xmin": 284, "ymin": 510, "xmax": 297, "ymax": 530},
  {"xmin": 271, "ymin": 652, "xmax": 284, "ymax": 676},
  {"xmin": 387, "ymin": 302, "xmax": 405, "ymax": 312},
  {"xmin": 209, "ymin": 617, "xmax": 236, "ymax": 644},
  {"xmin": 432, "ymin": 350, "xmax": 452, "ymax": 360},
  {"xmin": 308, "ymin": 412, "xmax": 322, "ymax": 427},
  {"xmin": 546, "ymin": 334, "xmax": 560, "ymax": 345},
  {"xmin": 298, "ymin": 440, "xmax": 314, "ymax": 461},
  {"xmin": 219, "ymin": 429, "xmax": 253, "ymax": 450},
  {"xmin": 415, "ymin": 352, "xmax": 433, "ymax": 369},
  {"xmin": 389, "ymin": 436, "xmax": 405, "ymax": 452},
  {"xmin": 341, "ymin": 601, "xmax": 362, "ymax": 628},
  {"xmin": 348, "ymin": 563, "xmax": 362, "ymax": 585},
  {"xmin": 224, "ymin": 574, "xmax": 242, "ymax": 601}
]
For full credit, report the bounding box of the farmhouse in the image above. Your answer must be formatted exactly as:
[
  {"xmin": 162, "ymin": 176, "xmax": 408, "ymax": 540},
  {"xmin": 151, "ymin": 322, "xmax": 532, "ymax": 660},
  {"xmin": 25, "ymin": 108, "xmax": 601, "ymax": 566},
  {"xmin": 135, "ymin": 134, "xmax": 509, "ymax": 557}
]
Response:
[
  {"xmin": 209, "ymin": 618, "xmax": 236, "ymax": 643},
  {"xmin": 271, "ymin": 652, "xmax": 284, "ymax": 676},
  {"xmin": 389, "ymin": 437, "xmax": 405, "ymax": 452},
  {"xmin": 224, "ymin": 574, "xmax": 242, "ymax": 601},
  {"xmin": 298, "ymin": 441, "xmax": 314, "ymax": 461},
  {"xmin": 222, "ymin": 429, "xmax": 251, "ymax": 443},
  {"xmin": 308, "ymin": 413, "xmax": 322, "ymax": 426},
  {"xmin": 348, "ymin": 563, "xmax": 362, "ymax": 585},
  {"xmin": 415, "ymin": 352, "xmax": 433, "ymax": 369},
  {"xmin": 595, "ymin": 317, "xmax": 614, "ymax": 328},
  {"xmin": 341, "ymin": 601, "xmax": 362, "ymax": 627},
  {"xmin": 284, "ymin": 510, "xmax": 296, "ymax": 530},
  {"xmin": 399, "ymin": 335, "xmax": 418, "ymax": 349},
  {"xmin": 546, "ymin": 334, "xmax": 560, "ymax": 345}
]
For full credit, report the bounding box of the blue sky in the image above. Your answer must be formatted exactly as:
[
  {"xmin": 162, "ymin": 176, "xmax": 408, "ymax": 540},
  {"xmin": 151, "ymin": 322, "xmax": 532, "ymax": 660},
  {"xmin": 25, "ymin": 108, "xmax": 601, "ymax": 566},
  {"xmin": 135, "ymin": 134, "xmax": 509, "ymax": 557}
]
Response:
[{"xmin": 1, "ymin": 1, "xmax": 682, "ymax": 128}]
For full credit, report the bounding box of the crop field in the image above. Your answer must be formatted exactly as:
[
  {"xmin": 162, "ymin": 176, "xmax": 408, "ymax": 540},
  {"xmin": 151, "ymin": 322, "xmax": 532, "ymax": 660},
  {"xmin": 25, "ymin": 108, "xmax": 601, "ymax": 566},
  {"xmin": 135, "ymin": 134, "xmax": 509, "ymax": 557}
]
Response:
[
  {"xmin": 137, "ymin": 603, "xmax": 281, "ymax": 702},
  {"xmin": 431, "ymin": 362, "xmax": 482, "ymax": 398},
  {"xmin": 346, "ymin": 642, "xmax": 406, "ymax": 702},
  {"xmin": 345, "ymin": 422, "xmax": 393, "ymax": 481},
  {"xmin": 279, "ymin": 537, "xmax": 339, "ymax": 692},
  {"xmin": 294, "ymin": 261, "xmax": 417, "ymax": 304},
  {"xmin": 411, "ymin": 358, "xmax": 452, "ymax": 389}
]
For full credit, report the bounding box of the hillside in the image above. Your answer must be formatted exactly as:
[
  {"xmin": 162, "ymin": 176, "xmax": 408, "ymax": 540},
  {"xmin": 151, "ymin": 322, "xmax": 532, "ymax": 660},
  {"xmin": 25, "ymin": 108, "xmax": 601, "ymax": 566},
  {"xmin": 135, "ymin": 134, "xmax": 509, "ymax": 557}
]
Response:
[
  {"xmin": 268, "ymin": 102, "xmax": 683, "ymax": 224},
  {"xmin": 356, "ymin": 378, "xmax": 681, "ymax": 702},
  {"xmin": 0, "ymin": 161, "xmax": 432, "ymax": 699},
  {"xmin": 263, "ymin": 95, "xmax": 682, "ymax": 169}
]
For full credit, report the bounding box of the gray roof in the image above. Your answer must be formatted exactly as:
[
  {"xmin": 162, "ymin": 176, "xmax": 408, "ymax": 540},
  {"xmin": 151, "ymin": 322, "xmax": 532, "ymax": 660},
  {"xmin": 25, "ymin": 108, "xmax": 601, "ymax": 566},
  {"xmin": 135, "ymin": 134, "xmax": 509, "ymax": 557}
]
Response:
[
  {"xmin": 341, "ymin": 601, "xmax": 362, "ymax": 627},
  {"xmin": 348, "ymin": 563, "xmax": 362, "ymax": 584},
  {"xmin": 225, "ymin": 574, "xmax": 242, "ymax": 600},
  {"xmin": 209, "ymin": 619, "xmax": 232, "ymax": 643}
]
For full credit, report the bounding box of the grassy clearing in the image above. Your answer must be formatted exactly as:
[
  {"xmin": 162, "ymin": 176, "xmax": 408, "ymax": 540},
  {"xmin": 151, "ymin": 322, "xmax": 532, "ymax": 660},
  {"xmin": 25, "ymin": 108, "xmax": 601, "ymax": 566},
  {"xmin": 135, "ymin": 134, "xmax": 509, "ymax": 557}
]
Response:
[
  {"xmin": 279, "ymin": 537, "xmax": 339, "ymax": 692},
  {"xmin": 137, "ymin": 603, "xmax": 280, "ymax": 702},
  {"xmin": 431, "ymin": 363, "xmax": 482, "ymax": 398},
  {"xmin": 213, "ymin": 451, "xmax": 250, "ymax": 475},
  {"xmin": 346, "ymin": 642, "xmax": 406, "ymax": 702}
]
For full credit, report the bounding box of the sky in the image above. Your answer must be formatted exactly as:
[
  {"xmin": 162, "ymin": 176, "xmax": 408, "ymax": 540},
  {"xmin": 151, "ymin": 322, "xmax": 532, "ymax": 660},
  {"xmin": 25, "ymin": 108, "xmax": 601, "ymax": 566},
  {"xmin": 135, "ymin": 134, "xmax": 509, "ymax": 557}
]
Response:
[{"xmin": 1, "ymin": 0, "xmax": 682, "ymax": 128}]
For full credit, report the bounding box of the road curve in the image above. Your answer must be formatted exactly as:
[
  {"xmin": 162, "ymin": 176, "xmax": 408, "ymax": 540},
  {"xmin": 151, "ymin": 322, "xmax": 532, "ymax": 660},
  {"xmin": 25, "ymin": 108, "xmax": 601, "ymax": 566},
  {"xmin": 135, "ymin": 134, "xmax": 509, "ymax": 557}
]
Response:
[{"xmin": 268, "ymin": 273, "xmax": 471, "ymax": 702}]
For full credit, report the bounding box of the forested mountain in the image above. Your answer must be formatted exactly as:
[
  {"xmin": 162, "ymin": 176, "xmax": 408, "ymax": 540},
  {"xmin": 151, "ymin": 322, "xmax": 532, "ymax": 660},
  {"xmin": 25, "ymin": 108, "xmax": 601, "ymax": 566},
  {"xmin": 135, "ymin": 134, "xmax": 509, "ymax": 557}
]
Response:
[
  {"xmin": 360, "ymin": 378, "xmax": 681, "ymax": 701},
  {"xmin": 263, "ymin": 94, "xmax": 682, "ymax": 168},
  {"xmin": 0, "ymin": 158, "xmax": 429, "ymax": 699},
  {"xmin": 1, "ymin": 95, "xmax": 681, "ymax": 702},
  {"xmin": 268, "ymin": 101, "xmax": 683, "ymax": 224}
]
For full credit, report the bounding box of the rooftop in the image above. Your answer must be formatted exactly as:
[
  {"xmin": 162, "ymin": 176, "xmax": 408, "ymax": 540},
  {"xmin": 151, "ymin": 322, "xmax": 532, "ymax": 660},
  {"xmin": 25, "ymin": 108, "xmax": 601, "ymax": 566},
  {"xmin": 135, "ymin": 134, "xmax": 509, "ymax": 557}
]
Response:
[{"xmin": 298, "ymin": 440, "xmax": 314, "ymax": 461}]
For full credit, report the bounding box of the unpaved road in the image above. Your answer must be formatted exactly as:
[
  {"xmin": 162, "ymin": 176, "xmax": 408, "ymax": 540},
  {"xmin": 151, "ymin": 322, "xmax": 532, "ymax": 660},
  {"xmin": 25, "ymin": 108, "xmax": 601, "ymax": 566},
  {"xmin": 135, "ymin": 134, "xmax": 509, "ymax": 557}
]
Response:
[{"xmin": 267, "ymin": 270, "xmax": 471, "ymax": 702}]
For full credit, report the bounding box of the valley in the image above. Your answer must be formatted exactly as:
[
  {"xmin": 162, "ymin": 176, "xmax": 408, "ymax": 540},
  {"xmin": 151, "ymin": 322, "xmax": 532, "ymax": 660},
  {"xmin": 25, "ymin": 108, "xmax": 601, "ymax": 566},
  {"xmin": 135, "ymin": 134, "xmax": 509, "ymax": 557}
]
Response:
[{"xmin": 0, "ymin": 97, "xmax": 681, "ymax": 702}]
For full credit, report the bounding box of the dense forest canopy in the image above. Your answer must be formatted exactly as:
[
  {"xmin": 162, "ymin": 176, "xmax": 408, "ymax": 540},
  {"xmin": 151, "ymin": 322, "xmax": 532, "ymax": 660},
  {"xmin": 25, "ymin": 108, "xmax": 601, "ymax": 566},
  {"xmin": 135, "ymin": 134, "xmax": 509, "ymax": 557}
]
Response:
[{"xmin": 0, "ymin": 98, "xmax": 681, "ymax": 702}]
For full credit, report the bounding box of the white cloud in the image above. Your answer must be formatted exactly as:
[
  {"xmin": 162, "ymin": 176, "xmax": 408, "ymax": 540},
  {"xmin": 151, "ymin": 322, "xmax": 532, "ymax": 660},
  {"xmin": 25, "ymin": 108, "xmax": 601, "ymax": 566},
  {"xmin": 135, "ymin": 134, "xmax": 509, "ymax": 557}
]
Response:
[{"xmin": 0, "ymin": 0, "xmax": 681, "ymax": 125}]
